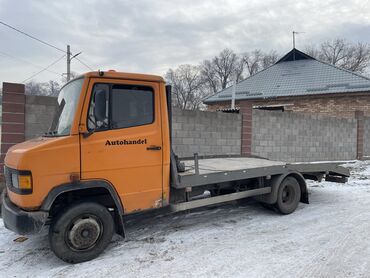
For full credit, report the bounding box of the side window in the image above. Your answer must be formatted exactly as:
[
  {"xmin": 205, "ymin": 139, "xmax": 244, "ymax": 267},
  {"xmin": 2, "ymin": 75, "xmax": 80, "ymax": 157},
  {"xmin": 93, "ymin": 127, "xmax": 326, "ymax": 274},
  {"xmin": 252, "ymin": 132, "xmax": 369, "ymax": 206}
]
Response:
[
  {"xmin": 111, "ymin": 85, "xmax": 154, "ymax": 129},
  {"xmin": 87, "ymin": 84, "xmax": 109, "ymax": 130}
]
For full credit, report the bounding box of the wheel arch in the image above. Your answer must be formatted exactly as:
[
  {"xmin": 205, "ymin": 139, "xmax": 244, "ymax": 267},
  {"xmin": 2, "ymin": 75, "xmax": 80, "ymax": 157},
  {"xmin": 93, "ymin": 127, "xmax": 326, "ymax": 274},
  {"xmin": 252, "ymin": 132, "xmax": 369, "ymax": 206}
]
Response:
[
  {"xmin": 255, "ymin": 171, "xmax": 308, "ymax": 205},
  {"xmin": 41, "ymin": 180, "xmax": 125, "ymax": 237},
  {"xmin": 287, "ymin": 171, "xmax": 309, "ymax": 204}
]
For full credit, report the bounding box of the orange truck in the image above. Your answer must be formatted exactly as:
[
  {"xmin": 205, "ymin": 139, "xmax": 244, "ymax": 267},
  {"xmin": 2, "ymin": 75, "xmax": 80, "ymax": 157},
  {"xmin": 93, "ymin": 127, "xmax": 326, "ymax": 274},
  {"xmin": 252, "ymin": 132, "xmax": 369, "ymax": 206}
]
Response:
[{"xmin": 1, "ymin": 71, "xmax": 349, "ymax": 263}]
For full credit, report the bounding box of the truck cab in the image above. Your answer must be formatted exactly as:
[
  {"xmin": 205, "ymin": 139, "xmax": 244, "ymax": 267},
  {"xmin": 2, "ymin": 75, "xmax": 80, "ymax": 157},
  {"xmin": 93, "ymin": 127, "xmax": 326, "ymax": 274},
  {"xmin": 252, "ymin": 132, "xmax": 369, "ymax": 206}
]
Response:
[{"xmin": 2, "ymin": 71, "xmax": 171, "ymax": 263}]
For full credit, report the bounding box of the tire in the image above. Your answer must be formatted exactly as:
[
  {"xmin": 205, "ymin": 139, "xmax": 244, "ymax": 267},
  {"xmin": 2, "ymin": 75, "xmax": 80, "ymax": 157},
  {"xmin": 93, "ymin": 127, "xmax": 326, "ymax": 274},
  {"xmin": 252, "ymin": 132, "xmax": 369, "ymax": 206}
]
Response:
[
  {"xmin": 274, "ymin": 176, "xmax": 301, "ymax": 215},
  {"xmin": 260, "ymin": 202, "xmax": 278, "ymax": 212},
  {"xmin": 49, "ymin": 202, "xmax": 114, "ymax": 263}
]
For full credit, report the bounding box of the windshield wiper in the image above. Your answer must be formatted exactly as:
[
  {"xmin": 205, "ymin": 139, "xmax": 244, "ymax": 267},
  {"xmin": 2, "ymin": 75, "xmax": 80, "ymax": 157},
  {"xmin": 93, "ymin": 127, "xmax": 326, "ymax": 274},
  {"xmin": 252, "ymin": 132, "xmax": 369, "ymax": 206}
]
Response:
[
  {"xmin": 44, "ymin": 130, "xmax": 57, "ymax": 137},
  {"xmin": 47, "ymin": 99, "xmax": 66, "ymax": 137}
]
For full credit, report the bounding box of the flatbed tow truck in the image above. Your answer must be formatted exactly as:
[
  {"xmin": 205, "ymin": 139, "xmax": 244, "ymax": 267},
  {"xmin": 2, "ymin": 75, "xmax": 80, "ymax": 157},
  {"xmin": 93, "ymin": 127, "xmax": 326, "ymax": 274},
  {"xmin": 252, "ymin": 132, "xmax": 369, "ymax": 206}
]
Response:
[{"xmin": 1, "ymin": 71, "xmax": 349, "ymax": 263}]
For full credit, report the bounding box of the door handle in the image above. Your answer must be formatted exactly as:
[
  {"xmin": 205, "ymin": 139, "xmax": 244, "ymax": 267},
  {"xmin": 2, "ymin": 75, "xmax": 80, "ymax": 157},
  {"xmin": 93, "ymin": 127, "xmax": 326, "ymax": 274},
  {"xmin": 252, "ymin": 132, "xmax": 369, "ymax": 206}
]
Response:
[{"xmin": 146, "ymin": 145, "xmax": 162, "ymax": 151}]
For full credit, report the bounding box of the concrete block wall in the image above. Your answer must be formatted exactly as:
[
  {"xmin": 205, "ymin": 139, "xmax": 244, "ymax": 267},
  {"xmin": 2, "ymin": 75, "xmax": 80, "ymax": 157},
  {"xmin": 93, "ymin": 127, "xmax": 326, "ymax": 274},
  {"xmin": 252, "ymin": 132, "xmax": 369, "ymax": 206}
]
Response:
[
  {"xmin": 363, "ymin": 117, "xmax": 370, "ymax": 157},
  {"xmin": 171, "ymin": 108, "xmax": 242, "ymax": 157},
  {"xmin": 252, "ymin": 110, "xmax": 357, "ymax": 162},
  {"xmin": 25, "ymin": 95, "xmax": 57, "ymax": 139}
]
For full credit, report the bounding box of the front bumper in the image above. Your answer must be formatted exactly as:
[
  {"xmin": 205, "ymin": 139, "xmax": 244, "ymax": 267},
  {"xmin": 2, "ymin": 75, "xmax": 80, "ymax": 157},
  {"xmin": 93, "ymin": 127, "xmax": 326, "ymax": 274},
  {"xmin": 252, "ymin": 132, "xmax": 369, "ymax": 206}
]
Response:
[{"xmin": 1, "ymin": 192, "xmax": 48, "ymax": 235}]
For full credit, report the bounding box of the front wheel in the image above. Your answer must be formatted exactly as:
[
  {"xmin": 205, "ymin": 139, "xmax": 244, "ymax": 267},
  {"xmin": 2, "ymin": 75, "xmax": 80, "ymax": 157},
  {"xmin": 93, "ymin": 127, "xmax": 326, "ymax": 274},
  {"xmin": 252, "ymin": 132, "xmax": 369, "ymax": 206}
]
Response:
[
  {"xmin": 275, "ymin": 176, "xmax": 301, "ymax": 214},
  {"xmin": 49, "ymin": 202, "xmax": 114, "ymax": 263}
]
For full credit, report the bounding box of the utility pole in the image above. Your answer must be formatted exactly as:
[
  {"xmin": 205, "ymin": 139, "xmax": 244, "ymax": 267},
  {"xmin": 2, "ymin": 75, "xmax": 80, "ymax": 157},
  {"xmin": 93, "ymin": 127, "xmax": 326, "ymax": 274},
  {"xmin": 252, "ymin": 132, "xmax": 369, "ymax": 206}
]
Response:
[
  {"xmin": 66, "ymin": 45, "xmax": 82, "ymax": 82},
  {"xmin": 292, "ymin": 31, "xmax": 305, "ymax": 50},
  {"xmin": 292, "ymin": 31, "xmax": 296, "ymax": 49},
  {"xmin": 231, "ymin": 73, "xmax": 237, "ymax": 109},
  {"xmin": 292, "ymin": 31, "xmax": 305, "ymax": 60},
  {"xmin": 67, "ymin": 44, "xmax": 71, "ymax": 82}
]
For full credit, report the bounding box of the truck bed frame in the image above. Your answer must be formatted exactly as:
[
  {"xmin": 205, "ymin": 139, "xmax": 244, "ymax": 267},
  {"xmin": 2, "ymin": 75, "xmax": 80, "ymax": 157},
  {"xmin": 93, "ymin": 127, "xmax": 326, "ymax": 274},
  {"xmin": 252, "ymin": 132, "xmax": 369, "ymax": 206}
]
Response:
[
  {"xmin": 169, "ymin": 154, "xmax": 350, "ymax": 212},
  {"xmin": 172, "ymin": 155, "xmax": 349, "ymax": 188}
]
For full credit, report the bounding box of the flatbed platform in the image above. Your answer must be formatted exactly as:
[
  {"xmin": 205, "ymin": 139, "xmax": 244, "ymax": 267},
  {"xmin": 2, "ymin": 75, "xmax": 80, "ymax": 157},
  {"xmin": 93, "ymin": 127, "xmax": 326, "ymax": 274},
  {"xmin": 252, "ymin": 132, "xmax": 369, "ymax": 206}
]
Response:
[
  {"xmin": 173, "ymin": 156, "xmax": 350, "ymax": 188},
  {"xmin": 181, "ymin": 157, "xmax": 286, "ymax": 175}
]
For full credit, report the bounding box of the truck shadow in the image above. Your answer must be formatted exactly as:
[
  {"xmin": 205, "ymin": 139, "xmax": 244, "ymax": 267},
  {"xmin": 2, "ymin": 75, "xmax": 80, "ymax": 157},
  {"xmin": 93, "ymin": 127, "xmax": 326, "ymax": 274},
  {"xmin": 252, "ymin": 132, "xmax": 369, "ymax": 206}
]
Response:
[{"xmin": 122, "ymin": 199, "xmax": 277, "ymax": 241}]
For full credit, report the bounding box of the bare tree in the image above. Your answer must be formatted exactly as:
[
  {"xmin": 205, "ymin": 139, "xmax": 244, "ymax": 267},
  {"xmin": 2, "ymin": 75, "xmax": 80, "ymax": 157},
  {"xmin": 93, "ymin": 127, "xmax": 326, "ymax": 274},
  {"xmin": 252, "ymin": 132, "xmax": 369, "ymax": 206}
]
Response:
[
  {"xmin": 165, "ymin": 65, "xmax": 207, "ymax": 110},
  {"xmin": 343, "ymin": 42, "xmax": 370, "ymax": 73},
  {"xmin": 305, "ymin": 44, "xmax": 321, "ymax": 59},
  {"xmin": 261, "ymin": 50, "xmax": 279, "ymax": 69},
  {"xmin": 48, "ymin": 80, "xmax": 61, "ymax": 96},
  {"xmin": 25, "ymin": 80, "xmax": 61, "ymax": 96},
  {"xmin": 306, "ymin": 39, "xmax": 370, "ymax": 73},
  {"xmin": 200, "ymin": 48, "xmax": 244, "ymax": 95},
  {"xmin": 200, "ymin": 48, "xmax": 280, "ymax": 96},
  {"xmin": 242, "ymin": 49, "xmax": 279, "ymax": 76},
  {"xmin": 62, "ymin": 71, "xmax": 79, "ymax": 84},
  {"xmin": 165, "ymin": 48, "xmax": 281, "ymax": 109},
  {"xmin": 25, "ymin": 81, "xmax": 47, "ymax": 95},
  {"xmin": 212, "ymin": 48, "xmax": 239, "ymax": 89},
  {"xmin": 200, "ymin": 59, "xmax": 220, "ymax": 95},
  {"xmin": 242, "ymin": 50, "xmax": 262, "ymax": 76}
]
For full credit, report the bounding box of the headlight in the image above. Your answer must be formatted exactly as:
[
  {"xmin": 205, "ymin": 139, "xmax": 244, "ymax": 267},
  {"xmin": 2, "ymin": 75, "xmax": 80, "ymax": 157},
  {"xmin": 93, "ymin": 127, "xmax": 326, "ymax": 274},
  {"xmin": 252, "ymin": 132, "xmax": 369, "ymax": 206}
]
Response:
[
  {"xmin": 11, "ymin": 173, "xmax": 19, "ymax": 188},
  {"xmin": 5, "ymin": 167, "xmax": 33, "ymax": 194}
]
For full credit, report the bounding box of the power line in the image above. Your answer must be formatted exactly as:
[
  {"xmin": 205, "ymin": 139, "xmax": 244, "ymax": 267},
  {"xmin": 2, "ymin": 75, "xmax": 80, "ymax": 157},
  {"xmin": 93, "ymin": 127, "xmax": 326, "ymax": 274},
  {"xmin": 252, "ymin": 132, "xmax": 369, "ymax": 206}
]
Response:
[
  {"xmin": 75, "ymin": 56, "xmax": 94, "ymax": 71},
  {"xmin": 0, "ymin": 50, "xmax": 60, "ymax": 75},
  {"xmin": 0, "ymin": 20, "xmax": 66, "ymax": 53},
  {"xmin": 0, "ymin": 20, "xmax": 96, "ymax": 81},
  {"xmin": 21, "ymin": 55, "xmax": 65, "ymax": 83}
]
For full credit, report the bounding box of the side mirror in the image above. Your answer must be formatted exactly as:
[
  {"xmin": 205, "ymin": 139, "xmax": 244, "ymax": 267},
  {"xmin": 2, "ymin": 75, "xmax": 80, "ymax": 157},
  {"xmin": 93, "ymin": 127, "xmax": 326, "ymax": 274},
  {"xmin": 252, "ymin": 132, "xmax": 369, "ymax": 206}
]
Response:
[{"xmin": 94, "ymin": 90, "xmax": 107, "ymax": 122}]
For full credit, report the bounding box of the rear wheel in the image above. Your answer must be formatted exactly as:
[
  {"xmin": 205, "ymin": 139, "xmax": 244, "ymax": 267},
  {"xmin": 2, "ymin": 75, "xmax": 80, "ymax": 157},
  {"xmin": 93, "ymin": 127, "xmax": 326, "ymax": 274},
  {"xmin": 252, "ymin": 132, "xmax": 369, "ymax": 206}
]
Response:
[
  {"xmin": 260, "ymin": 202, "xmax": 277, "ymax": 212},
  {"xmin": 49, "ymin": 202, "xmax": 114, "ymax": 263},
  {"xmin": 275, "ymin": 176, "xmax": 301, "ymax": 214}
]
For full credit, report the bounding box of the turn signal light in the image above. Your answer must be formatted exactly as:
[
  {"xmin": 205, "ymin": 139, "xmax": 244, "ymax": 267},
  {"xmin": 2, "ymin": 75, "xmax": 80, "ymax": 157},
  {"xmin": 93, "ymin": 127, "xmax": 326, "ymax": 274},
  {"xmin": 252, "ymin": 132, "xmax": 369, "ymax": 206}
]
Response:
[{"xmin": 19, "ymin": 175, "xmax": 32, "ymax": 190}]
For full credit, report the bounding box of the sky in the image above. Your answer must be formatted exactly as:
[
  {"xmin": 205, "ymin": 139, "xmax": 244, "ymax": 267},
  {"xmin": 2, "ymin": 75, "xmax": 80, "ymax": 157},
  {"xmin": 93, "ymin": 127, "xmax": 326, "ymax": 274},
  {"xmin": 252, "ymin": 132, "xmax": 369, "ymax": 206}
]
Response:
[{"xmin": 0, "ymin": 0, "xmax": 370, "ymax": 85}]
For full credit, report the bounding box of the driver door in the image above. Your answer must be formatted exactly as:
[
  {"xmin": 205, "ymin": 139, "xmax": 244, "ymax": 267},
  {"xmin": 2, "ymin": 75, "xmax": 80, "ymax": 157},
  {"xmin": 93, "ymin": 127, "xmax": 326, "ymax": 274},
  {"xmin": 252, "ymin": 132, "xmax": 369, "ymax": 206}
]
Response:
[{"xmin": 80, "ymin": 78, "xmax": 164, "ymax": 213}]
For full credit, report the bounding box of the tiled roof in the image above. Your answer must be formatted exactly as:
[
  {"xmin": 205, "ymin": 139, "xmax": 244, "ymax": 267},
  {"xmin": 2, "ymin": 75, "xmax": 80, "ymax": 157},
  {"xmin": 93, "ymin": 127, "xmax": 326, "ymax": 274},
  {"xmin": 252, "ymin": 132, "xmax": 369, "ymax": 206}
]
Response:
[{"xmin": 204, "ymin": 48, "xmax": 370, "ymax": 104}]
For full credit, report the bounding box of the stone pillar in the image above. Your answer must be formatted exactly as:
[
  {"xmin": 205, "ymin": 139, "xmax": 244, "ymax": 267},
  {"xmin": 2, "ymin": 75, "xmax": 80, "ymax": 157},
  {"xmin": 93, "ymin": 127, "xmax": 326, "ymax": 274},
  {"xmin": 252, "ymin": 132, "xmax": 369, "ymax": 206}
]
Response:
[
  {"xmin": 240, "ymin": 102, "xmax": 253, "ymax": 156},
  {"xmin": 1, "ymin": 82, "xmax": 25, "ymax": 175}
]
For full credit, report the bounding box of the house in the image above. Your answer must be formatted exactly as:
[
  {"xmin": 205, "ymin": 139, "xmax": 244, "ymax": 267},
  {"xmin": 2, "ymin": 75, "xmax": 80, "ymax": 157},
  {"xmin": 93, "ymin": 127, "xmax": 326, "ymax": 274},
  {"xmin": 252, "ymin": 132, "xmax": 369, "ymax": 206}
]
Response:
[{"xmin": 204, "ymin": 48, "xmax": 370, "ymax": 119}]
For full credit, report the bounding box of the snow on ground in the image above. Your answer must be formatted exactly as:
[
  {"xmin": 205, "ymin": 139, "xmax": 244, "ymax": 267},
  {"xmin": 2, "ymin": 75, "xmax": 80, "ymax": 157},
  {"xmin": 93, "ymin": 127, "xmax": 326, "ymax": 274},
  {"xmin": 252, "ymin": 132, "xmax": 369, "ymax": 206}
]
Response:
[{"xmin": 1, "ymin": 161, "xmax": 370, "ymax": 278}]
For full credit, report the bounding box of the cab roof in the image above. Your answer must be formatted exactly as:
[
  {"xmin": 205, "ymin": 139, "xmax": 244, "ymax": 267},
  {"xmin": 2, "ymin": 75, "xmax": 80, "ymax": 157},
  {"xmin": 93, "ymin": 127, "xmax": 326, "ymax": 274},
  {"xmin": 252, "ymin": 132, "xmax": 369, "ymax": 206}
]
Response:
[{"xmin": 83, "ymin": 71, "xmax": 165, "ymax": 83}]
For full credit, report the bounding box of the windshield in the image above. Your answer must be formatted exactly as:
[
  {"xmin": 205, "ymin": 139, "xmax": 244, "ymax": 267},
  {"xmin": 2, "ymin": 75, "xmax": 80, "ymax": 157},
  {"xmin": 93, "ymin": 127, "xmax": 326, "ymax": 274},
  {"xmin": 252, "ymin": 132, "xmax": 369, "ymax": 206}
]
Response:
[{"xmin": 47, "ymin": 78, "xmax": 84, "ymax": 136}]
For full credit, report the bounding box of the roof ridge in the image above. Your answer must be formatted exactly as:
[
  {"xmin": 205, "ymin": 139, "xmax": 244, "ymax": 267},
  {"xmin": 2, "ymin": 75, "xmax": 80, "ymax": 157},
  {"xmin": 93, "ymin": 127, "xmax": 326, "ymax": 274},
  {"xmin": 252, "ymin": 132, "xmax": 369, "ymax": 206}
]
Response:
[
  {"xmin": 276, "ymin": 48, "xmax": 316, "ymax": 63},
  {"xmin": 314, "ymin": 59, "xmax": 370, "ymax": 82},
  {"xmin": 203, "ymin": 62, "xmax": 277, "ymax": 102},
  {"xmin": 203, "ymin": 51, "xmax": 370, "ymax": 104}
]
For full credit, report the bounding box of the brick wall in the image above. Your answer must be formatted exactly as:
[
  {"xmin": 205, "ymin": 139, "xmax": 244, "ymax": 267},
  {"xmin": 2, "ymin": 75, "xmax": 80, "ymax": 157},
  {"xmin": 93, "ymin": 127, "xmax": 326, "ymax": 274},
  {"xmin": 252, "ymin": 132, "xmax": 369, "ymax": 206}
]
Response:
[
  {"xmin": 1, "ymin": 83, "xmax": 25, "ymax": 172},
  {"xmin": 252, "ymin": 110, "xmax": 357, "ymax": 162},
  {"xmin": 172, "ymin": 108, "xmax": 242, "ymax": 157},
  {"xmin": 0, "ymin": 83, "xmax": 25, "ymax": 192},
  {"xmin": 0, "ymin": 86, "xmax": 56, "ymax": 167},
  {"xmin": 240, "ymin": 102, "xmax": 252, "ymax": 156},
  {"xmin": 207, "ymin": 92, "xmax": 370, "ymax": 119}
]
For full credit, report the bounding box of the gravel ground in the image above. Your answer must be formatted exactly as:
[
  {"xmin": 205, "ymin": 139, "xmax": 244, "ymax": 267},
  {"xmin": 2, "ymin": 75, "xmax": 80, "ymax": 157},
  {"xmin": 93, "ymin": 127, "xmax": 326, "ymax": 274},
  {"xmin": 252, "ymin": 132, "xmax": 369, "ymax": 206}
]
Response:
[{"xmin": 0, "ymin": 161, "xmax": 369, "ymax": 278}]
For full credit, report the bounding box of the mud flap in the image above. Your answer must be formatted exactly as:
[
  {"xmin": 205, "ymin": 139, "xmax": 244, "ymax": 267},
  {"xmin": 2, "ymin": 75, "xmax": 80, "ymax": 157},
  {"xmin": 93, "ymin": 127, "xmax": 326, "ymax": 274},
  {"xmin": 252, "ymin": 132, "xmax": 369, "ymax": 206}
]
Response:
[{"xmin": 301, "ymin": 191, "xmax": 309, "ymax": 204}]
